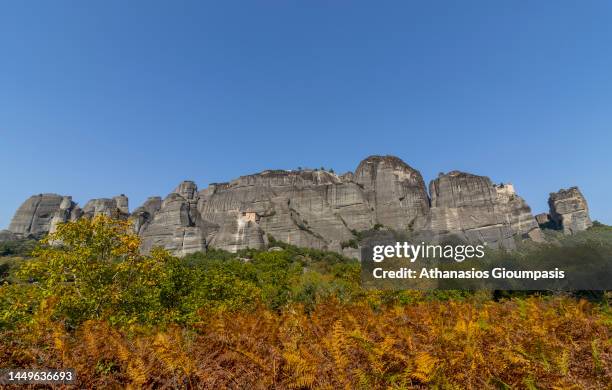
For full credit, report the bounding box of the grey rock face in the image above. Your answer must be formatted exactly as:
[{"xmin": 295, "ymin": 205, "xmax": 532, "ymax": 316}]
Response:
[
  {"xmin": 174, "ymin": 181, "xmax": 197, "ymax": 200},
  {"xmin": 139, "ymin": 184, "xmax": 212, "ymax": 256},
  {"xmin": 113, "ymin": 194, "xmax": 129, "ymax": 214},
  {"xmin": 131, "ymin": 196, "xmax": 162, "ymax": 235},
  {"xmin": 6, "ymin": 155, "xmax": 588, "ymax": 257},
  {"xmin": 428, "ymin": 172, "xmax": 542, "ymax": 248},
  {"xmin": 8, "ymin": 194, "xmax": 69, "ymax": 238},
  {"xmin": 0, "ymin": 230, "xmax": 17, "ymax": 242},
  {"xmin": 548, "ymin": 187, "xmax": 592, "ymax": 234},
  {"xmin": 82, "ymin": 196, "xmax": 129, "ymax": 219},
  {"xmin": 49, "ymin": 196, "xmax": 81, "ymax": 233},
  {"xmin": 195, "ymin": 158, "xmax": 428, "ymax": 254},
  {"xmin": 354, "ymin": 156, "xmax": 430, "ymax": 231},
  {"xmin": 535, "ymin": 213, "xmax": 550, "ymax": 226},
  {"xmin": 198, "ymin": 169, "xmax": 357, "ymax": 253}
]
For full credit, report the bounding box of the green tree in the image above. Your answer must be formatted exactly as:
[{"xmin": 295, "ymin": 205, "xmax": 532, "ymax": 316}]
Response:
[{"xmin": 18, "ymin": 216, "xmax": 179, "ymax": 326}]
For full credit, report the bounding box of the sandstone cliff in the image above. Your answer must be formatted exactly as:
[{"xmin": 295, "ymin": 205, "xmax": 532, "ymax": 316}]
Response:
[
  {"xmin": 354, "ymin": 156, "xmax": 429, "ymax": 231},
  {"xmin": 548, "ymin": 187, "xmax": 592, "ymax": 234},
  {"xmin": 8, "ymin": 194, "xmax": 81, "ymax": 238},
  {"xmin": 5, "ymin": 156, "xmax": 592, "ymax": 256},
  {"xmin": 428, "ymin": 172, "xmax": 543, "ymax": 249},
  {"xmin": 138, "ymin": 182, "xmax": 213, "ymax": 256}
]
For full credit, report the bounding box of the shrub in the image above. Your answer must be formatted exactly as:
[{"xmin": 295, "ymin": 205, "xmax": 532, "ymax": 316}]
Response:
[
  {"xmin": 340, "ymin": 239, "xmax": 358, "ymax": 249},
  {"xmin": 1, "ymin": 297, "xmax": 609, "ymax": 388}
]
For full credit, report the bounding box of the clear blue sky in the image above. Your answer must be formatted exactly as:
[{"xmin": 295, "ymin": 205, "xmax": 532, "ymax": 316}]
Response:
[{"xmin": 1, "ymin": 1, "xmax": 611, "ymax": 228}]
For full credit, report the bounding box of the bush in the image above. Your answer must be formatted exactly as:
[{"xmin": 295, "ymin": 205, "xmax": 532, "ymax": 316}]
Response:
[
  {"xmin": 591, "ymin": 220, "xmax": 611, "ymax": 230},
  {"xmin": 1, "ymin": 297, "xmax": 609, "ymax": 388},
  {"xmin": 340, "ymin": 238, "xmax": 358, "ymax": 249}
]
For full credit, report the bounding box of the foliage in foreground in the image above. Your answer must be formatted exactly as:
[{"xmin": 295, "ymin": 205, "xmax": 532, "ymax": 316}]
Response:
[
  {"xmin": 1, "ymin": 297, "xmax": 610, "ymax": 388},
  {"xmin": 0, "ymin": 217, "xmax": 611, "ymax": 388},
  {"xmin": 0, "ymin": 237, "xmax": 36, "ymax": 257},
  {"xmin": 0, "ymin": 216, "xmax": 363, "ymax": 329}
]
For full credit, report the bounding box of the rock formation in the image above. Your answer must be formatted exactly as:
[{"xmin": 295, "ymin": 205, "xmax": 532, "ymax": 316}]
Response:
[
  {"xmin": 8, "ymin": 194, "xmax": 81, "ymax": 238},
  {"xmin": 130, "ymin": 196, "xmax": 162, "ymax": 235},
  {"xmin": 5, "ymin": 155, "xmax": 592, "ymax": 256},
  {"xmin": 195, "ymin": 170, "xmax": 359, "ymax": 254},
  {"xmin": 49, "ymin": 196, "xmax": 81, "ymax": 233},
  {"xmin": 0, "ymin": 230, "xmax": 17, "ymax": 242},
  {"xmin": 139, "ymin": 182, "xmax": 213, "ymax": 256},
  {"xmin": 428, "ymin": 172, "xmax": 542, "ymax": 249},
  {"xmin": 548, "ymin": 187, "xmax": 592, "ymax": 234},
  {"xmin": 7, "ymin": 193, "xmax": 127, "ymax": 239},
  {"xmin": 82, "ymin": 196, "xmax": 129, "ymax": 219},
  {"xmin": 354, "ymin": 156, "xmax": 429, "ymax": 231},
  {"xmin": 535, "ymin": 213, "xmax": 551, "ymax": 226}
]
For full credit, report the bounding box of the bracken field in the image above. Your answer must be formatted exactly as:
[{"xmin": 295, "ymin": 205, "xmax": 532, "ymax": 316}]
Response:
[{"xmin": 1, "ymin": 216, "xmax": 611, "ymax": 389}]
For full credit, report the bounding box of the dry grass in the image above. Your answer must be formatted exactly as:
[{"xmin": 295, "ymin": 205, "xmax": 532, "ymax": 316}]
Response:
[{"xmin": 1, "ymin": 297, "xmax": 610, "ymax": 389}]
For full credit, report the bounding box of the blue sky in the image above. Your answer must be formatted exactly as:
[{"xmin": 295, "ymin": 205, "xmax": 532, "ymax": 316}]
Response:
[{"xmin": 1, "ymin": 1, "xmax": 611, "ymax": 227}]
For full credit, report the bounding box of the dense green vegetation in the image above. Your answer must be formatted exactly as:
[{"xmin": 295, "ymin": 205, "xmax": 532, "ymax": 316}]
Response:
[
  {"xmin": 0, "ymin": 218, "xmax": 365, "ymax": 329},
  {"xmin": 0, "ymin": 237, "xmax": 36, "ymax": 257},
  {"xmin": 1, "ymin": 218, "xmax": 611, "ymax": 330}
]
